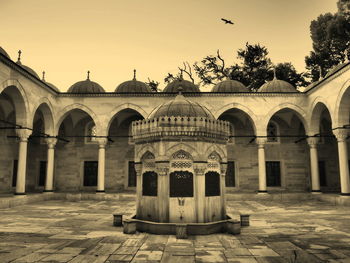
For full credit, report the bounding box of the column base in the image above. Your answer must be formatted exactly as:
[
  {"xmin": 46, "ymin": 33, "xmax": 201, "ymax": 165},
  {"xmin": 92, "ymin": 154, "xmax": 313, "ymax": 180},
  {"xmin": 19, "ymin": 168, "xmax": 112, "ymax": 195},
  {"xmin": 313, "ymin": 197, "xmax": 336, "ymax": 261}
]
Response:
[
  {"xmin": 311, "ymin": 190, "xmax": 322, "ymax": 194},
  {"xmin": 340, "ymin": 193, "xmax": 350, "ymax": 196},
  {"xmin": 43, "ymin": 190, "xmax": 54, "ymax": 193},
  {"xmin": 14, "ymin": 192, "xmax": 26, "ymax": 195},
  {"xmin": 96, "ymin": 190, "xmax": 105, "ymax": 193}
]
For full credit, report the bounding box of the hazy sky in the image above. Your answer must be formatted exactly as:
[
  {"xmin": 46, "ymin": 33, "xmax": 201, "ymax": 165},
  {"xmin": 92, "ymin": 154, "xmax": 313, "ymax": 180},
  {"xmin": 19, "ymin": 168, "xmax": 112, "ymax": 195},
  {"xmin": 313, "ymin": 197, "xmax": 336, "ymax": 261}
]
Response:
[{"xmin": 0, "ymin": 0, "xmax": 337, "ymax": 92}]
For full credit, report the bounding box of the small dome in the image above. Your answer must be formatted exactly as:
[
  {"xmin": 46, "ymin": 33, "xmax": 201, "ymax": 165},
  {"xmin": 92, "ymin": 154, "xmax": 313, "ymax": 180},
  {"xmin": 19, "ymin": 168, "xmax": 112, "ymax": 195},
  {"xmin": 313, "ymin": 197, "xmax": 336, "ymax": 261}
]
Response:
[
  {"xmin": 16, "ymin": 50, "xmax": 39, "ymax": 79},
  {"xmin": 211, "ymin": 79, "xmax": 248, "ymax": 92},
  {"xmin": 0, "ymin": 47, "xmax": 10, "ymax": 58},
  {"xmin": 258, "ymin": 71, "xmax": 296, "ymax": 92},
  {"xmin": 115, "ymin": 70, "xmax": 152, "ymax": 93},
  {"xmin": 163, "ymin": 79, "xmax": 200, "ymax": 93},
  {"xmin": 149, "ymin": 93, "xmax": 214, "ymax": 119},
  {"xmin": 68, "ymin": 71, "xmax": 105, "ymax": 93},
  {"xmin": 41, "ymin": 71, "xmax": 59, "ymax": 92}
]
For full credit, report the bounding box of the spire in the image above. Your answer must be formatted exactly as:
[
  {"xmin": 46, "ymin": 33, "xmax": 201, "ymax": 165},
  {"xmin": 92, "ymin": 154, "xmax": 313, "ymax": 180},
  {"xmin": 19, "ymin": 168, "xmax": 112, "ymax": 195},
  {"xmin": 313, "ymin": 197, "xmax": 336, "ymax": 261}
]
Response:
[
  {"xmin": 318, "ymin": 65, "xmax": 323, "ymax": 81},
  {"xmin": 133, "ymin": 69, "xmax": 136, "ymax": 80},
  {"xmin": 178, "ymin": 86, "xmax": 183, "ymax": 95},
  {"xmin": 42, "ymin": 71, "xmax": 46, "ymax": 81},
  {"xmin": 87, "ymin": 70, "xmax": 90, "ymax": 80},
  {"xmin": 273, "ymin": 68, "xmax": 277, "ymax": 80},
  {"xmin": 17, "ymin": 50, "xmax": 22, "ymax": 63}
]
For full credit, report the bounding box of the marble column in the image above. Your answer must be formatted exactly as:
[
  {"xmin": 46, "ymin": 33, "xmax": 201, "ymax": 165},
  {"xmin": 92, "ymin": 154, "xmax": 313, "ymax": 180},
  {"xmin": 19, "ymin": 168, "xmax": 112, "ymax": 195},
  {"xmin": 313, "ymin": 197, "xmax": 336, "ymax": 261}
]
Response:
[
  {"xmin": 307, "ymin": 137, "xmax": 321, "ymax": 193},
  {"xmin": 15, "ymin": 130, "xmax": 31, "ymax": 195},
  {"xmin": 44, "ymin": 138, "xmax": 57, "ymax": 192},
  {"xmin": 194, "ymin": 163, "xmax": 206, "ymax": 223},
  {"xmin": 96, "ymin": 138, "xmax": 108, "ymax": 193},
  {"xmin": 256, "ymin": 138, "xmax": 267, "ymax": 193},
  {"xmin": 334, "ymin": 130, "xmax": 350, "ymax": 195}
]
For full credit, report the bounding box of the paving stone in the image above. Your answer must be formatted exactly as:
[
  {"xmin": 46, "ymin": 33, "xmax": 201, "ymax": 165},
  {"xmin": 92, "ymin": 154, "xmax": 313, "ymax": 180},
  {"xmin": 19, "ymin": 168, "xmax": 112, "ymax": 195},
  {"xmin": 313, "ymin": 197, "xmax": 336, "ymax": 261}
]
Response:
[
  {"xmin": 69, "ymin": 255, "xmax": 109, "ymax": 263},
  {"xmin": 107, "ymin": 254, "xmax": 133, "ymax": 262},
  {"xmin": 12, "ymin": 252, "xmax": 50, "ymax": 263},
  {"xmin": 132, "ymin": 250, "xmax": 163, "ymax": 261},
  {"xmin": 227, "ymin": 258, "xmax": 258, "ymax": 263},
  {"xmin": 248, "ymin": 248, "xmax": 280, "ymax": 257},
  {"xmin": 224, "ymin": 248, "xmax": 252, "ymax": 257},
  {"xmin": 161, "ymin": 252, "xmax": 195, "ymax": 263},
  {"xmin": 113, "ymin": 246, "xmax": 140, "ymax": 255},
  {"xmin": 40, "ymin": 253, "xmax": 76, "ymax": 262}
]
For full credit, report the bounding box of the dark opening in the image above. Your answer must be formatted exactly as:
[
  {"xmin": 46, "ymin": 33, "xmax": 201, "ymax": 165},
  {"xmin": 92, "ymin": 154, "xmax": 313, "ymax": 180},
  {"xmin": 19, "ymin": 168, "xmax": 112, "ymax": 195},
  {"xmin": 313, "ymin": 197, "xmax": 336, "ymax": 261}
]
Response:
[
  {"xmin": 142, "ymin": 171, "xmax": 158, "ymax": 196},
  {"xmin": 205, "ymin": 171, "xmax": 221, "ymax": 196},
  {"xmin": 84, "ymin": 161, "xmax": 98, "ymax": 186},
  {"xmin": 170, "ymin": 171, "xmax": 193, "ymax": 197},
  {"xmin": 266, "ymin": 161, "xmax": 281, "ymax": 187},
  {"xmin": 225, "ymin": 161, "xmax": 235, "ymax": 187},
  {"xmin": 318, "ymin": 161, "xmax": 327, "ymax": 187},
  {"xmin": 38, "ymin": 161, "xmax": 47, "ymax": 187},
  {"xmin": 12, "ymin": 160, "xmax": 18, "ymax": 187},
  {"xmin": 128, "ymin": 161, "xmax": 137, "ymax": 187}
]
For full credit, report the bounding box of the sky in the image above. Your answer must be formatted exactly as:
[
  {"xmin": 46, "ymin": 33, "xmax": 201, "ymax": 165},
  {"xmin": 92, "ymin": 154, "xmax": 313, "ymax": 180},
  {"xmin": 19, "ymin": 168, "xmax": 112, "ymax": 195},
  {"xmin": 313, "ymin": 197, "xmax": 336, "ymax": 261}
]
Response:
[{"xmin": 0, "ymin": 0, "xmax": 338, "ymax": 92}]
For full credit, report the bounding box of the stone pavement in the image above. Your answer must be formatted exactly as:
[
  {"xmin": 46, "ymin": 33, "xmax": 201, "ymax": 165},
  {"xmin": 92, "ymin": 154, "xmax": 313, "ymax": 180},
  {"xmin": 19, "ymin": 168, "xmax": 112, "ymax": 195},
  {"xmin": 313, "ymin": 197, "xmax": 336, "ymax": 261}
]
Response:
[{"xmin": 0, "ymin": 198, "xmax": 349, "ymax": 262}]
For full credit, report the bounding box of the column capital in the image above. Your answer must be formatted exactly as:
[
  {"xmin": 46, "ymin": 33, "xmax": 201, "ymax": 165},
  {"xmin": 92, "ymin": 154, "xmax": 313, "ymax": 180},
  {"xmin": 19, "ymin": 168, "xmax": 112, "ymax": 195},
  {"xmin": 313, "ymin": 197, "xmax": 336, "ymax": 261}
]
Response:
[
  {"xmin": 96, "ymin": 137, "xmax": 108, "ymax": 147},
  {"xmin": 193, "ymin": 163, "xmax": 207, "ymax": 176},
  {"xmin": 45, "ymin": 137, "xmax": 57, "ymax": 148},
  {"xmin": 156, "ymin": 162, "xmax": 169, "ymax": 176},
  {"xmin": 307, "ymin": 137, "xmax": 319, "ymax": 148},
  {"xmin": 334, "ymin": 129, "xmax": 348, "ymax": 142},
  {"xmin": 16, "ymin": 129, "xmax": 31, "ymax": 142},
  {"xmin": 256, "ymin": 137, "xmax": 267, "ymax": 148}
]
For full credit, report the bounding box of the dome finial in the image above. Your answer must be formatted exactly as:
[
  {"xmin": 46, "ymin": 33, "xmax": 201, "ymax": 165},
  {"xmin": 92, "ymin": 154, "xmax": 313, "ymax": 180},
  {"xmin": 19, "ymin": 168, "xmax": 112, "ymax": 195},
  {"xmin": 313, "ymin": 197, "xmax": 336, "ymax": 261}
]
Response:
[
  {"xmin": 133, "ymin": 69, "xmax": 136, "ymax": 80},
  {"xmin": 178, "ymin": 86, "xmax": 183, "ymax": 95},
  {"xmin": 273, "ymin": 67, "xmax": 277, "ymax": 80},
  {"xmin": 87, "ymin": 70, "xmax": 90, "ymax": 80},
  {"xmin": 17, "ymin": 50, "xmax": 22, "ymax": 63},
  {"xmin": 42, "ymin": 71, "xmax": 46, "ymax": 81},
  {"xmin": 318, "ymin": 65, "xmax": 323, "ymax": 81}
]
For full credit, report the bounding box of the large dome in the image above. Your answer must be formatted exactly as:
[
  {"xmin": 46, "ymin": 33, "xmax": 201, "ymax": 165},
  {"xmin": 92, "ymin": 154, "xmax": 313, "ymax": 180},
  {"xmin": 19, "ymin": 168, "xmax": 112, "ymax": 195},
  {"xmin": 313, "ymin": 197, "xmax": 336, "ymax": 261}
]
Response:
[
  {"xmin": 68, "ymin": 72, "xmax": 105, "ymax": 93},
  {"xmin": 149, "ymin": 93, "xmax": 214, "ymax": 119},
  {"xmin": 16, "ymin": 50, "xmax": 39, "ymax": 79},
  {"xmin": 115, "ymin": 71, "xmax": 152, "ymax": 93},
  {"xmin": 0, "ymin": 47, "xmax": 10, "ymax": 58},
  {"xmin": 258, "ymin": 75, "xmax": 296, "ymax": 93},
  {"xmin": 211, "ymin": 79, "xmax": 248, "ymax": 92},
  {"xmin": 163, "ymin": 79, "xmax": 200, "ymax": 93}
]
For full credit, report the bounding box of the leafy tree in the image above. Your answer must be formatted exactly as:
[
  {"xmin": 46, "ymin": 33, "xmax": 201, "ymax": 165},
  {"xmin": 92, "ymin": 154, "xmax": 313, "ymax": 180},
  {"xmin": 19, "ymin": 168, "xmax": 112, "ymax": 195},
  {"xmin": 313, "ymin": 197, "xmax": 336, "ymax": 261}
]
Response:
[
  {"xmin": 305, "ymin": 0, "xmax": 350, "ymax": 81},
  {"xmin": 145, "ymin": 78, "xmax": 160, "ymax": 92}
]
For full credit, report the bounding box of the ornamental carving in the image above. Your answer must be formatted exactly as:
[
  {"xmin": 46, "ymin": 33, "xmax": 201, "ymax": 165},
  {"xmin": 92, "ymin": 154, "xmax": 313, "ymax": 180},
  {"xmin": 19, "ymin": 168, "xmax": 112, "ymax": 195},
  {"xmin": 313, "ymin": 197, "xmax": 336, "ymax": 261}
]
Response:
[
  {"xmin": 172, "ymin": 150, "xmax": 191, "ymax": 160},
  {"xmin": 171, "ymin": 161, "xmax": 192, "ymax": 169}
]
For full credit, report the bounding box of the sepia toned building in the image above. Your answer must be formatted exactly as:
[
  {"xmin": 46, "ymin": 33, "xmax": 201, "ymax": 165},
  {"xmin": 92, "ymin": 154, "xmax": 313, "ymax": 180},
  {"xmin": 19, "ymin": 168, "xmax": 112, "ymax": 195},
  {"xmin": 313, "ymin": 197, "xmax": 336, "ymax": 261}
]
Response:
[{"xmin": 0, "ymin": 47, "xmax": 350, "ymax": 198}]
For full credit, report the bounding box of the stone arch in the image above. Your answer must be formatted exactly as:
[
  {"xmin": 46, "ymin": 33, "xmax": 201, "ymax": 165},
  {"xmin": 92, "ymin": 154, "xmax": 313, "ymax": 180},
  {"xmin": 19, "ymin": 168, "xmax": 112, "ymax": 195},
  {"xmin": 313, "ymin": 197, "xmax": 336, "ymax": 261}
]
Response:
[
  {"xmin": 136, "ymin": 144, "xmax": 156, "ymax": 162},
  {"xmin": 104, "ymin": 103, "xmax": 147, "ymax": 136},
  {"xmin": 262, "ymin": 103, "xmax": 309, "ymax": 136},
  {"xmin": 309, "ymin": 98, "xmax": 333, "ymax": 135},
  {"xmin": 0, "ymin": 79, "xmax": 29, "ymax": 127},
  {"xmin": 334, "ymin": 78, "xmax": 350, "ymax": 128},
  {"xmin": 205, "ymin": 145, "xmax": 226, "ymax": 161},
  {"xmin": 167, "ymin": 143, "xmax": 199, "ymax": 161},
  {"xmin": 214, "ymin": 103, "xmax": 257, "ymax": 135},
  {"xmin": 31, "ymin": 98, "xmax": 55, "ymax": 135},
  {"xmin": 141, "ymin": 151, "xmax": 155, "ymax": 161},
  {"xmin": 55, "ymin": 104, "xmax": 100, "ymax": 135}
]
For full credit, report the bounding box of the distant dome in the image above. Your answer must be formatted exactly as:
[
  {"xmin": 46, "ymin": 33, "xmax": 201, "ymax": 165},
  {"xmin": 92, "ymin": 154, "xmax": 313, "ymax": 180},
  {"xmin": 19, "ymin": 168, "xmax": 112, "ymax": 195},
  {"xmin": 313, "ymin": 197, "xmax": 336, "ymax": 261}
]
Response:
[
  {"xmin": 0, "ymin": 47, "xmax": 10, "ymax": 58},
  {"xmin": 211, "ymin": 79, "xmax": 248, "ymax": 92},
  {"xmin": 149, "ymin": 93, "xmax": 214, "ymax": 119},
  {"xmin": 258, "ymin": 73, "xmax": 296, "ymax": 93},
  {"xmin": 115, "ymin": 70, "xmax": 152, "ymax": 93},
  {"xmin": 16, "ymin": 50, "xmax": 39, "ymax": 79},
  {"xmin": 163, "ymin": 79, "xmax": 200, "ymax": 93},
  {"xmin": 41, "ymin": 72, "xmax": 59, "ymax": 92},
  {"xmin": 68, "ymin": 71, "xmax": 105, "ymax": 93}
]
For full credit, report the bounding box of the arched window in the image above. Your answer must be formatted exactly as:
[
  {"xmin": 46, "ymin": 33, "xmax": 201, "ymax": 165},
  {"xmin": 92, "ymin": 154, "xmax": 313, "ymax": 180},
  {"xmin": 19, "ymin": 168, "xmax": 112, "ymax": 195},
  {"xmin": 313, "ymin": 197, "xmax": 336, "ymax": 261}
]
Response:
[
  {"xmin": 267, "ymin": 121, "xmax": 279, "ymax": 143},
  {"xmin": 85, "ymin": 121, "xmax": 96, "ymax": 143}
]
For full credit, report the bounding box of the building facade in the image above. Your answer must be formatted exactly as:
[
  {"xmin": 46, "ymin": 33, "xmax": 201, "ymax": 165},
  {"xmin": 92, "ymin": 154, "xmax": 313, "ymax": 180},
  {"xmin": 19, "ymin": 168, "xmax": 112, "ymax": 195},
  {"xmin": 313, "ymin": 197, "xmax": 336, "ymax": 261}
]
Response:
[{"xmin": 0, "ymin": 47, "xmax": 350, "ymax": 196}]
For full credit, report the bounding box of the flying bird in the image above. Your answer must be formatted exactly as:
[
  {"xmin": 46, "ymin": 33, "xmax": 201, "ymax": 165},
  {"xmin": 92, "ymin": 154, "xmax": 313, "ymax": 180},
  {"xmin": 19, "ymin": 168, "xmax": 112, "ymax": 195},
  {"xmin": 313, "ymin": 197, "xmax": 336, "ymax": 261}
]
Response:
[{"xmin": 221, "ymin": 18, "xmax": 234, "ymax": 25}]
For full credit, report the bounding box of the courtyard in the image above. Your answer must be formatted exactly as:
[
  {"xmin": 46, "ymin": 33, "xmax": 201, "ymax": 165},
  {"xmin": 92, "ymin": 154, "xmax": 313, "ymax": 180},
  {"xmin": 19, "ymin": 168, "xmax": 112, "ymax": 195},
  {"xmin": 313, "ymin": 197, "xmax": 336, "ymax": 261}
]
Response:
[{"xmin": 0, "ymin": 197, "xmax": 349, "ymax": 263}]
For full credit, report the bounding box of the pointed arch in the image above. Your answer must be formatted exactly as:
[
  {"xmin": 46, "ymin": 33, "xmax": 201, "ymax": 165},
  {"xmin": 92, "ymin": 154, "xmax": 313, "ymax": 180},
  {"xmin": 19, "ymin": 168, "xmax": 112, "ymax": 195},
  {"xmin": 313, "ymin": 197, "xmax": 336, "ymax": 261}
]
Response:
[
  {"xmin": 214, "ymin": 103, "xmax": 257, "ymax": 135},
  {"xmin": 31, "ymin": 98, "xmax": 55, "ymax": 135},
  {"xmin": 55, "ymin": 103, "xmax": 100, "ymax": 135},
  {"xmin": 136, "ymin": 144, "xmax": 157, "ymax": 162},
  {"xmin": 309, "ymin": 97, "xmax": 333, "ymax": 135},
  {"xmin": 0, "ymin": 79, "xmax": 29, "ymax": 127},
  {"xmin": 205, "ymin": 145, "xmax": 226, "ymax": 161},
  {"xmin": 262, "ymin": 103, "xmax": 309, "ymax": 136},
  {"xmin": 167, "ymin": 143, "xmax": 199, "ymax": 161},
  {"xmin": 334, "ymin": 78, "xmax": 350, "ymax": 127}
]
